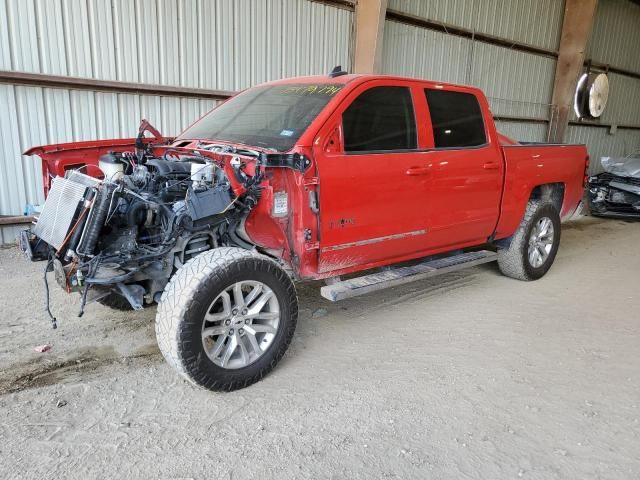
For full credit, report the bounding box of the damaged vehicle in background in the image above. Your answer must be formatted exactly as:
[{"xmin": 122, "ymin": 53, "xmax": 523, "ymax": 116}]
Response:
[{"xmin": 588, "ymin": 153, "xmax": 640, "ymax": 218}]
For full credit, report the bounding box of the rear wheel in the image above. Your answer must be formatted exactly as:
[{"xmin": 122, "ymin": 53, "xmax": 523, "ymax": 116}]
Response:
[
  {"xmin": 155, "ymin": 247, "xmax": 298, "ymax": 391},
  {"xmin": 497, "ymin": 200, "xmax": 561, "ymax": 281}
]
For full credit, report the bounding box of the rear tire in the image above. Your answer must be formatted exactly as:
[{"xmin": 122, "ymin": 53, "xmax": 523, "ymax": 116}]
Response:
[
  {"xmin": 497, "ymin": 200, "xmax": 561, "ymax": 281},
  {"xmin": 155, "ymin": 247, "xmax": 298, "ymax": 391}
]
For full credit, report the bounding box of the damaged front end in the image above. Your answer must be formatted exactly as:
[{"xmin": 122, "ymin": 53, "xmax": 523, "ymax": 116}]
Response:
[
  {"xmin": 21, "ymin": 128, "xmax": 265, "ymax": 327},
  {"xmin": 588, "ymin": 154, "xmax": 640, "ymax": 218}
]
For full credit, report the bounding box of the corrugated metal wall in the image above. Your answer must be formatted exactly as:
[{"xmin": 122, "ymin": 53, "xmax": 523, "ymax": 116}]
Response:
[
  {"xmin": 471, "ymin": 42, "xmax": 555, "ymax": 120},
  {"xmin": 0, "ymin": 0, "xmax": 354, "ymax": 243},
  {"xmin": 594, "ymin": 73, "xmax": 640, "ymax": 126},
  {"xmin": 386, "ymin": 0, "xmax": 564, "ymax": 51},
  {"xmin": 383, "ymin": 0, "xmax": 563, "ymax": 141},
  {"xmin": 382, "ymin": 0, "xmax": 640, "ymax": 171},
  {"xmin": 0, "ymin": 0, "xmax": 353, "ymax": 89},
  {"xmin": 382, "ymin": 20, "xmax": 555, "ymax": 121},
  {"xmin": 494, "ymin": 121, "xmax": 548, "ymax": 143},
  {"xmin": 586, "ymin": 0, "xmax": 640, "ymax": 74},
  {"xmin": 381, "ymin": 11, "xmax": 557, "ymax": 137}
]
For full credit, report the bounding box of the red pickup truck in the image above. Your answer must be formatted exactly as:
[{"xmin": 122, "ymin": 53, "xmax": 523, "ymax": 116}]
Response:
[{"xmin": 21, "ymin": 72, "xmax": 588, "ymax": 391}]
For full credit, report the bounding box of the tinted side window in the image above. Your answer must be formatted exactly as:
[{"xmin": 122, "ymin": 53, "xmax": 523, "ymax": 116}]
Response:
[
  {"xmin": 343, "ymin": 86, "xmax": 417, "ymax": 152},
  {"xmin": 425, "ymin": 89, "xmax": 486, "ymax": 148}
]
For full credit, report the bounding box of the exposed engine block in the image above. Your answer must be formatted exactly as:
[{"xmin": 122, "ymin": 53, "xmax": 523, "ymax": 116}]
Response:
[{"xmin": 23, "ymin": 148, "xmax": 261, "ymax": 318}]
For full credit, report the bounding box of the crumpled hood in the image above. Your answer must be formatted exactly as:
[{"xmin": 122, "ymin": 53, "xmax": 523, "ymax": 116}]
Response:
[{"xmin": 600, "ymin": 155, "xmax": 640, "ymax": 178}]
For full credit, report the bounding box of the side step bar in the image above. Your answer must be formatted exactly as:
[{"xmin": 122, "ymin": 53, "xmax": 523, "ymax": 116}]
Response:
[{"xmin": 320, "ymin": 250, "xmax": 498, "ymax": 302}]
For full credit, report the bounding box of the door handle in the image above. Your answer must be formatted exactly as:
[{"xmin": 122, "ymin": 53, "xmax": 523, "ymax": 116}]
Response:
[
  {"xmin": 483, "ymin": 162, "xmax": 500, "ymax": 170},
  {"xmin": 406, "ymin": 166, "xmax": 430, "ymax": 176}
]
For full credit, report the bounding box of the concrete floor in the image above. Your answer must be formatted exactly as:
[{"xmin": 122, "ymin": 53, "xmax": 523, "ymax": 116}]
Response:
[{"xmin": 0, "ymin": 215, "xmax": 638, "ymax": 479}]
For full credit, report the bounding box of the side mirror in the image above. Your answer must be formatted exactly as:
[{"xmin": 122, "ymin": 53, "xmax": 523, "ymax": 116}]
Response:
[{"xmin": 324, "ymin": 127, "xmax": 341, "ymax": 154}]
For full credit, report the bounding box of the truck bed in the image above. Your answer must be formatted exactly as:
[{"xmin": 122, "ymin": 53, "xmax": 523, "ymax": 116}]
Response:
[{"xmin": 494, "ymin": 142, "xmax": 588, "ymax": 239}]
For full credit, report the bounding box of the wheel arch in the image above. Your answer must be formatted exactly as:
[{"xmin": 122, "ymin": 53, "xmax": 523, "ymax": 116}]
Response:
[
  {"xmin": 494, "ymin": 182, "xmax": 565, "ymax": 248},
  {"xmin": 529, "ymin": 182, "xmax": 565, "ymax": 214}
]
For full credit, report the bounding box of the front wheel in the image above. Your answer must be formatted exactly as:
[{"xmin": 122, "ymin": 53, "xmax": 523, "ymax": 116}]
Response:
[
  {"xmin": 497, "ymin": 200, "xmax": 561, "ymax": 281},
  {"xmin": 155, "ymin": 247, "xmax": 298, "ymax": 391}
]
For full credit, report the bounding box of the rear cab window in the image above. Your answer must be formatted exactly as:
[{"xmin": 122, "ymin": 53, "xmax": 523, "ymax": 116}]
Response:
[
  {"xmin": 343, "ymin": 86, "xmax": 417, "ymax": 152},
  {"xmin": 425, "ymin": 89, "xmax": 486, "ymax": 148}
]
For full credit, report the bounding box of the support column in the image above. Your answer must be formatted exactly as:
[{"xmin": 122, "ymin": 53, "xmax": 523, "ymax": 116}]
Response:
[
  {"xmin": 547, "ymin": 0, "xmax": 598, "ymax": 143},
  {"xmin": 353, "ymin": 0, "xmax": 388, "ymax": 74}
]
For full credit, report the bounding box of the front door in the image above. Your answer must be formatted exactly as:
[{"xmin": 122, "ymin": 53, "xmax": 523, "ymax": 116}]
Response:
[{"xmin": 313, "ymin": 82, "xmax": 429, "ymax": 273}]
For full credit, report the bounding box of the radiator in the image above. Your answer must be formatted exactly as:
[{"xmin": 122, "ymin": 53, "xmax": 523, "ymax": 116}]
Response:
[{"xmin": 33, "ymin": 175, "xmax": 92, "ymax": 250}]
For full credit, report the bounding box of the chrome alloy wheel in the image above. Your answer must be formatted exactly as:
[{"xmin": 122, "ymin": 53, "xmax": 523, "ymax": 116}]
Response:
[
  {"xmin": 201, "ymin": 281, "xmax": 280, "ymax": 369},
  {"xmin": 527, "ymin": 216, "xmax": 555, "ymax": 268}
]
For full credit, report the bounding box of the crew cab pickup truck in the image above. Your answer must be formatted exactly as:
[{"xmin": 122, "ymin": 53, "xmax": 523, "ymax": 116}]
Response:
[{"xmin": 21, "ymin": 72, "xmax": 588, "ymax": 391}]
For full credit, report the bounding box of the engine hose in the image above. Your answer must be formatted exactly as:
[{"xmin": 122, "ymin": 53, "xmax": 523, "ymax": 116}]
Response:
[
  {"xmin": 127, "ymin": 201, "xmax": 147, "ymax": 226},
  {"xmin": 43, "ymin": 256, "xmax": 57, "ymax": 329},
  {"xmin": 77, "ymin": 183, "xmax": 116, "ymax": 257}
]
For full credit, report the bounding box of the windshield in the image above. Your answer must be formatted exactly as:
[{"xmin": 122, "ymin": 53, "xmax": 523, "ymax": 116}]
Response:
[{"xmin": 178, "ymin": 84, "xmax": 343, "ymax": 151}]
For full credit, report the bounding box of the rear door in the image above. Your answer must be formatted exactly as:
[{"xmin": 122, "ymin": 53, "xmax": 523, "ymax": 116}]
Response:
[
  {"xmin": 313, "ymin": 81, "xmax": 429, "ymax": 273},
  {"xmin": 419, "ymin": 88, "xmax": 504, "ymax": 248}
]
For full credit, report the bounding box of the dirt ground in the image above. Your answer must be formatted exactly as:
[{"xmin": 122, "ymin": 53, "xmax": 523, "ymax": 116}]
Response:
[{"xmin": 0, "ymin": 215, "xmax": 638, "ymax": 479}]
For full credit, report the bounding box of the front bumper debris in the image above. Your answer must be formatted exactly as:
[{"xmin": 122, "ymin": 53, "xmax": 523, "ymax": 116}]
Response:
[{"xmin": 588, "ymin": 173, "xmax": 640, "ymax": 219}]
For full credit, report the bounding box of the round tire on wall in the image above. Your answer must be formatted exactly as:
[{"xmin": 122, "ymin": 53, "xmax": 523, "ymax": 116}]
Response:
[
  {"xmin": 155, "ymin": 247, "xmax": 298, "ymax": 391},
  {"xmin": 497, "ymin": 200, "xmax": 561, "ymax": 281}
]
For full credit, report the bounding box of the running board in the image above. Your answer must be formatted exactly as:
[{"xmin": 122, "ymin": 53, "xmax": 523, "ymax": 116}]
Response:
[{"xmin": 320, "ymin": 250, "xmax": 498, "ymax": 302}]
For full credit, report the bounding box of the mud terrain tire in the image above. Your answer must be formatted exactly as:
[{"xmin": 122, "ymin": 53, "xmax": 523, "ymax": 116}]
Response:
[
  {"xmin": 497, "ymin": 200, "xmax": 561, "ymax": 281},
  {"xmin": 155, "ymin": 247, "xmax": 298, "ymax": 391}
]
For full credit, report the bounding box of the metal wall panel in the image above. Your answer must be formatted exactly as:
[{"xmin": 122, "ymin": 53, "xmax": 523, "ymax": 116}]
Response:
[
  {"xmin": 382, "ymin": 20, "xmax": 555, "ymax": 119},
  {"xmin": 34, "ymin": 0, "xmax": 68, "ymax": 76},
  {"xmin": 0, "ymin": 0, "xmax": 10, "ymax": 69},
  {"xmin": 387, "ymin": 0, "xmax": 565, "ymax": 50},
  {"xmin": 0, "ymin": 0, "xmax": 353, "ymax": 90},
  {"xmin": 382, "ymin": 20, "xmax": 471, "ymax": 84},
  {"xmin": 87, "ymin": 0, "xmax": 117, "ymax": 81},
  {"xmin": 0, "ymin": 224, "xmax": 24, "ymax": 245},
  {"xmin": 586, "ymin": 0, "xmax": 640, "ymax": 74},
  {"xmin": 0, "ymin": 84, "xmax": 25, "ymax": 224},
  {"xmin": 471, "ymin": 42, "xmax": 555, "ymax": 119},
  {"xmin": 15, "ymin": 87, "xmax": 47, "ymax": 208},
  {"xmin": 63, "ymin": 0, "xmax": 93, "ymax": 78},
  {"xmin": 382, "ymin": 7, "xmax": 640, "ymax": 169},
  {"xmin": 566, "ymin": 126, "xmax": 640, "ymax": 174},
  {"xmin": 598, "ymin": 73, "xmax": 640, "ymax": 126},
  {"xmin": 494, "ymin": 121, "xmax": 548, "ymax": 142}
]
